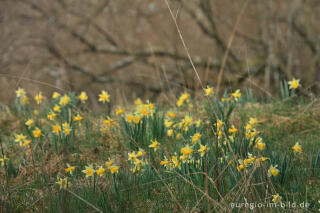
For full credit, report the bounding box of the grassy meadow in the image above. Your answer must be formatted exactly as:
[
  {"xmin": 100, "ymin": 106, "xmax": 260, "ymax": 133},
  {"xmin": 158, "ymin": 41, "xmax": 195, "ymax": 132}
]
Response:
[{"xmin": 0, "ymin": 80, "xmax": 320, "ymax": 213}]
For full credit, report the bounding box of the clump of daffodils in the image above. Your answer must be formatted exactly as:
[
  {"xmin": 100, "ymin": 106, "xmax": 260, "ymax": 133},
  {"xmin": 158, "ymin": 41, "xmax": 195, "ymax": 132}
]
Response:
[
  {"xmin": 245, "ymin": 118, "xmax": 260, "ymax": 144},
  {"xmin": 237, "ymin": 153, "xmax": 269, "ymax": 172},
  {"xmin": 180, "ymin": 144, "xmax": 194, "ymax": 162},
  {"xmin": 160, "ymin": 154, "xmax": 181, "ymax": 171},
  {"xmin": 231, "ymin": 89, "xmax": 241, "ymax": 102},
  {"xmin": 135, "ymin": 100, "xmax": 155, "ymax": 117},
  {"xmin": 16, "ymin": 88, "xmax": 30, "ymax": 105},
  {"xmin": 128, "ymin": 149, "xmax": 147, "ymax": 174},
  {"xmin": 178, "ymin": 114, "xmax": 193, "ymax": 132},
  {"xmin": 215, "ymin": 119, "xmax": 224, "ymax": 138}
]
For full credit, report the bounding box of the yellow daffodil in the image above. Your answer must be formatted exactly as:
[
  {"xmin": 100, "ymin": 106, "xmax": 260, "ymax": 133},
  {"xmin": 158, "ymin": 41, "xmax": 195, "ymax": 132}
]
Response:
[
  {"xmin": 176, "ymin": 92, "xmax": 190, "ymax": 107},
  {"xmin": 231, "ymin": 89, "xmax": 241, "ymax": 101},
  {"xmin": 216, "ymin": 120, "xmax": 224, "ymax": 130},
  {"xmin": 15, "ymin": 134, "xmax": 27, "ymax": 145},
  {"xmin": 272, "ymin": 194, "xmax": 282, "ymax": 203},
  {"xmin": 181, "ymin": 144, "xmax": 193, "ymax": 156},
  {"xmin": 98, "ymin": 90, "xmax": 110, "ymax": 103},
  {"xmin": 245, "ymin": 124, "xmax": 252, "ymax": 131},
  {"xmin": 34, "ymin": 92, "xmax": 44, "ymax": 104},
  {"xmin": 16, "ymin": 88, "xmax": 26, "ymax": 98},
  {"xmin": 52, "ymin": 92, "xmax": 61, "ymax": 99},
  {"xmin": 134, "ymin": 116, "xmax": 141, "ymax": 124},
  {"xmin": 167, "ymin": 129, "xmax": 174, "ymax": 136},
  {"xmin": 195, "ymin": 119, "xmax": 202, "ymax": 127},
  {"xmin": 78, "ymin": 91, "xmax": 88, "ymax": 103},
  {"xmin": 292, "ymin": 142, "xmax": 302, "ymax": 153},
  {"xmin": 0, "ymin": 156, "xmax": 9, "ymax": 166},
  {"xmin": 73, "ymin": 114, "xmax": 83, "ymax": 122},
  {"xmin": 171, "ymin": 155, "xmax": 181, "ymax": 169},
  {"xmin": 56, "ymin": 177, "xmax": 68, "ymax": 190},
  {"xmin": 128, "ymin": 152, "xmax": 137, "ymax": 162},
  {"xmin": 96, "ymin": 166, "xmax": 106, "ymax": 177},
  {"xmin": 256, "ymin": 142, "xmax": 265, "ymax": 151},
  {"xmin": 47, "ymin": 112, "xmax": 57, "ymax": 120},
  {"xmin": 139, "ymin": 108, "xmax": 148, "ymax": 116},
  {"xmin": 59, "ymin": 94, "xmax": 70, "ymax": 106},
  {"xmin": 32, "ymin": 127, "xmax": 42, "ymax": 138},
  {"xmin": 167, "ymin": 111, "xmax": 176, "ymax": 119},
  {"xmin": 25, "ymin": 119, "xmax": 34, "ymax": 128},
  {"xmin": 104, "ymin": 118, "xmax": 117, "ymax": 128},
  {"xmin": 228, "ymin": 125, "xmax": 238, "ymax": 134},
  {"xmin": 82, "ymin": 165, "xmax": 95, "ymax": 178},
  {"xmin": 249, "ymin": 118, "xmax": 258, "ymax": 126},
  {"xmin": 192, "ymin": 133, "xmax": 202, "ymax": 144},
  {"xmin": 255, "ymin": 138, "xmax": 265, "ymax": 150},
  {"xmin": 105, "ymin": 160, "xmax": 114, "ymax": 168},
  {"xmin": 110, "ymin": 166, "xmax": 119, "ymax": 174},
  {"xmin": 137, "ymin": 148, "xmax": 146, "ymax": 157},
  {"xmin": 204, "ymin": 86, "xmax": 214, "ymax": 96},
  {"xmin": 65, "ymin": 163, "xmax": 75, "ymax": 175},
  {"xmin": 176, "ymin": 133, "xmax": 182, "ymax": 140},
  {"xmin": 149, "ymin": 140, "xmax": 160, "ymax": 152},
  {"xmin": 243, "ymin": 155, "xmax": 256, "ymax": 167},
  {"xmin": 22, "ymin": 140, "xmax": 32, "ymax": 147},
  {"xmin": 164, "ymin": 119, "xmax": 173, "ymax": 128},
  {"xmin": 160, "ymin": 159, "xmax": 170, "ymax": 166},
  {"xmin": 115, "ymin": 108, "xmax": 125, "ymax": 115},
  {"xmin": 134, "ymin": 98, "xmax": 142, "ymax": 105},
  {"xmin": 288, "ymin": 78, "xmax": 300, "ymax": 89},
  {"xmin": 52, "ymin": 124, "xmax": 61, "ymax": 135},
  {"xmin": 198, "ymin": 144, "xmax": 209, "ymax": 157},
  {"xmin": 126, "ymin": 114, "xmax": 134, "ymax": 123},
  {"xmin": 178, "ymin": 114, "xmax": 193, "ymax": 132},
  {"xmin": 21, "ymin": 96, "xmax": 29, "ymax": 105},
  {"xmin": 268, "ymin": 165, "xmax": 279, "ymax": 177},
  {"xmin": 53, "ymin": 105, "xmax": 61, "ymax": 113},
  {"xmin": 62, "ymin": 122, "xmax": 71, "ymax": 135},
  {"xmin": 160, "ymin": 156, "xmax": 170, "ymax": 169},
  {"xmin": 237, "ymin": 164, "xmax": 244, "ymax": 172}
]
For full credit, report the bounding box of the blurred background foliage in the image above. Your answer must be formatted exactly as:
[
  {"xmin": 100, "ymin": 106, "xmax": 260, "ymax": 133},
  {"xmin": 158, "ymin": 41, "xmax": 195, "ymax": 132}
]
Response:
[{"xmin": 1, "ymin": 0, "xmax": 320, "ymax": 106}]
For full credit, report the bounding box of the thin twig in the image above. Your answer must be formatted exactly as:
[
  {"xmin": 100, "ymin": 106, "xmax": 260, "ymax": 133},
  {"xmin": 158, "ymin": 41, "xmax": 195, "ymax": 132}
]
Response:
[{"xmin": 216, "ymin": 0, "xmax": 250, "ymax": 93}]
